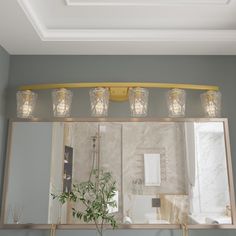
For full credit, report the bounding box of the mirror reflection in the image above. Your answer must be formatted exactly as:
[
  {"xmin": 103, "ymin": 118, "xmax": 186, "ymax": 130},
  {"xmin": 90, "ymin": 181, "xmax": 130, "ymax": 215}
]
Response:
[{"xmin": 2, "ymin": 121, "xmax": 233, "ymax": 226}]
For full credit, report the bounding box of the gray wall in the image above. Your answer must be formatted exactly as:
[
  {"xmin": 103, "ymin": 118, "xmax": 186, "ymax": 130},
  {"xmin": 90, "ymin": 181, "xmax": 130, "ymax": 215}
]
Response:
[
  {"xmin": 6, "ymin": 123, "xmax": 53, "ymax": 224},
  {"xmin": 2, "ymin": 55, "xmax": 236, "ymax": 236},
  {"xmin": 0, "ymin": 46, "xmax": 9, "ymax": 216}
]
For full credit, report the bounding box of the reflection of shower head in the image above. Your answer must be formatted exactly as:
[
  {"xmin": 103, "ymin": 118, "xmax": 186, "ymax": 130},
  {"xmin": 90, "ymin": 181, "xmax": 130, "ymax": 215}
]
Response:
[
  {"xmin": 91, "ymin": 133, "xmax": 101, "ymax": 149},
  {"xmin": 91, "ymin": 135, "xmax": 98, "ymax": 149},
  {"xmin": 91, "ymin": 133, "xmax": 101, "ymax": 140}
]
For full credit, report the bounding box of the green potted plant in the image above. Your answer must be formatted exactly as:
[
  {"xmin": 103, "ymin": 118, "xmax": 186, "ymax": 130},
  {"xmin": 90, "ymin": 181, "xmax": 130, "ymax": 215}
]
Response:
[{"xmin": 52, "ymin": 168, "xmax": 118, "ymax": 236}]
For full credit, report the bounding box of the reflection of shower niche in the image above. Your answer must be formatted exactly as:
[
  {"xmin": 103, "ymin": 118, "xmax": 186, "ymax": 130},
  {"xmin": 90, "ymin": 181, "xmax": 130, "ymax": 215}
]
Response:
[
  {"xmin": 2, "ymin": 119, "xmax": 235, "ymax": 229},
  {"xmin": 63, "ymin": 146, "xmax": 73, "ymax": 193},
  {"xmin": 144, "ymin": 153, "xmax": 161, "ymax": 186}
]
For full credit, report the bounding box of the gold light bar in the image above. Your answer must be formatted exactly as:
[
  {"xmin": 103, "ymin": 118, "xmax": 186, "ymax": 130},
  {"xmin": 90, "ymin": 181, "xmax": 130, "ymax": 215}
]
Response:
[
  {"xmin": 19, "ymin": 82, "xmax": 219, "ymax": 102},
  {"xmin": 19, "ymin": 82, "xmax": 219, "ymax": 91}
]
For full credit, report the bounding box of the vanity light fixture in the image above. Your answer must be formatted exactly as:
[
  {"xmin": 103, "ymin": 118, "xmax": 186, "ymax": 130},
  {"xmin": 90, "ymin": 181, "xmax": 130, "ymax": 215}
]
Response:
[
  {"xmin": 129, "ymin": 87, "xmax": 149, "ymax": 117},
  {"xmin": 52, "ymin": 88, "xmax": 73, "ymax": 117},
  {"xmin": 200, "ymin": 90, "xmax": 221, "ymax": 118},
  {"xmin": 16, "ymin": 83, "xmax": 221, "ymax": 118},
  {"xmin": 167, "ymin": 88, "xmax": 186, "ymax": 117},
  {"xmin": 89, "ymin": 87, "xmax": 110, "ymax": 117},
  {"xmin": 16, "ymin": 90, "xmax": 37, "ymax": 118}
]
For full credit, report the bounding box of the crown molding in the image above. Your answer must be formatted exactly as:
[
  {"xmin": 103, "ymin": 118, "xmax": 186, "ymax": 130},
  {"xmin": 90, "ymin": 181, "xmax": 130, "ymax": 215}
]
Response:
[
  {"xmin": 65, "ymin": 0, "xmax": 230, "ymax": 6},
  {"xmin": 17, "ymin": 0, "xmax": 46, "ymax": 40},
  {"xmin": 18, "ymin": 0, "xmax": 236, "ymax": 42},
  {"xmin": 41, "ymin": 29, "xmax": 236, "ymax": 42}
]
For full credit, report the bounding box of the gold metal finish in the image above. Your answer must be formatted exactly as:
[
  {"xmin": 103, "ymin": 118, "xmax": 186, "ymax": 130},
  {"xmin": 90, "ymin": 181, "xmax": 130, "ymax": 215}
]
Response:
[
  {"xmin": 19, "ymin": 82, "xmax": 219, "ymax": 91},
  {"xmin": 110, "ymin": 87, "xmax": 128, "ymax": 102},
  {"xmin": 7, "ymin": 117, "xmax": 228, "ymax": 123},
  {"xmin": 2, "ymin": 118, "xmax": 235, "ymax": 230},
  {"xmin": 50, "ymin": 224, "xmax": 56, "ymax": 236},
  {"xmin": 0, "ymin": 223, "xmax": 236, "ymax": 230},
  {"xmin": 19, "ymin": 82, "xmax": 219, "ymax": 102},
  {"xmin": 223, "ymin": 120, "xmax": 236, "ymax": 225}
]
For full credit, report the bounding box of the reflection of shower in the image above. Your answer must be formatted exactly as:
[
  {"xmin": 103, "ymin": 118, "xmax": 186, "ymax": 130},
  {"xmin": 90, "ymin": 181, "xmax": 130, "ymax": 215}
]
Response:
[{"xmin": 89, "ymin": 134, "xmax": 101, "ymax": 180}]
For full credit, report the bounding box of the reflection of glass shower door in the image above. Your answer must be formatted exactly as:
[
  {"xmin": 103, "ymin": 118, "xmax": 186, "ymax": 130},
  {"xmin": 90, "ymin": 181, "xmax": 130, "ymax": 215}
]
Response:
[
  {"xmin": 99, "ymin": 123, "xmax": 123, "ymax": 221},
  {"xmin": 50, "ymin": 122, "xmax": 123, "ymax": 224},
  {"xmin": 187, "ymin": 122, "xmax": 231, "ymax": 224}
]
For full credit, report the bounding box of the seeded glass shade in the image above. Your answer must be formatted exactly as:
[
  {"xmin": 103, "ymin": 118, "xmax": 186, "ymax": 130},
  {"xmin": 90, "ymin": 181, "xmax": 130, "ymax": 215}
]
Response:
[
  {"xmin": 201, "ymin": 90, "xmax": 221, "ymax": 118},
  {"xmin": 129, "ymin": 87, "xmax": 149, "ymax": 117},
  {"xmin": 167, "ymin": 88, "xmax": 186, "ymax": 117},
  {"xmin": 16, "ymin": 90, "xmax": 37, "ymax": 118},
  {"xmin": 89, "ymin": 87, "xmax": 109, "ymax": 117},
  {"xmin": 52, "ymin": 88, "xmax": 73, "ymax": 117}
]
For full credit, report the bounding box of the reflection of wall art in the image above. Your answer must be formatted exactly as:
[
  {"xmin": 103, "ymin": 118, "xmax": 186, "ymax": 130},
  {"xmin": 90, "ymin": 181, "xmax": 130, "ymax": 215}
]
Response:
[{"xmin": 63, "ymin": 146, "xmax": 73, "ymax": 192}]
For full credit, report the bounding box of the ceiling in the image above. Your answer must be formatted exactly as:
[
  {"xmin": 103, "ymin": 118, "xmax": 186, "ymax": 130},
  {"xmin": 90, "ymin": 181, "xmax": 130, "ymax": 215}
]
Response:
[{"xmin": 1, "ymin": 0, "xmax": 236, "ymax": 54}]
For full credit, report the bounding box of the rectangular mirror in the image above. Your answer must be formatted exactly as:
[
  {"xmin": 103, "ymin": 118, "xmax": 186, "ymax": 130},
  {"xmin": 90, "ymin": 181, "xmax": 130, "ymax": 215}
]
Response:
[{"xmin": 1, "ymin": 119, "xmax": 235, "ymax": 228}]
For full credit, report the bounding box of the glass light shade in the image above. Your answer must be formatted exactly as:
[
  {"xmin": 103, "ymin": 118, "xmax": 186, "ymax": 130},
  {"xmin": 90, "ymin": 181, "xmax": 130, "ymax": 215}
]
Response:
[
  {"xmin": 52, "ymin": 88, "xmax": 73, "ymax": 117},
  {"xmin": 167, "ymin": 88, "xmax": 186, "ymax": 117},
  {"xmin": 201, "ymin": 90, "xmax": 221, "ymax": 118},
  {"xmin": 129, "ymin": 87, "xmax": 149, "ymax": 117},
  {"xmin": 16, "ymin": 90, "xmax": 37, "ymax": 118},
  {"xmin": 89, "ymin": 87, "xmax": 109, "ymax": 117}
]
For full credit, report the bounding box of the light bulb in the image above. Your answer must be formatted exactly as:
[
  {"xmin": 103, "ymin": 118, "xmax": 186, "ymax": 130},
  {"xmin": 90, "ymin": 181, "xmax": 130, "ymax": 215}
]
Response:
[
  {"xmin": 129, "ymin": 88, "xmax": 149, "ymax": 117},
  {"xmin": 201, "ymin": 90, "xmax": 221, "ymax": 118},
  {"xmin": 52, "ymin": 88, "xmax": 73, "ymax": 117},
  {"xmin": 206, "ymin": 101, "xmax": 217, "ymax": 117},
  {"xmin": 16, "ymin": 90, "xmax": 37, "ymax": 118},
  {"xmin": 89, "ymin": 88, "xmax": 109, "ymax": 117},
  {"xmin": 95, "ymin": 101, "xmax": 105, "ymax": 115},
  {"xmin": 167, "ymin": 89, "xmax": 186, "ymax": 117},
  {"xmin": 170, "ymin": 99, "xmax": 182, "ymax": 115},
  {"xmin": 133, "ymin": 100, "xmax": 145, "ymax": 115},
  {"xmin": 22, "ymin": 101, "xmax": 32, "ymax": 117},
  {"xmin": 56, "ymin": 100, "xmax": 70, "ymax": 116}
]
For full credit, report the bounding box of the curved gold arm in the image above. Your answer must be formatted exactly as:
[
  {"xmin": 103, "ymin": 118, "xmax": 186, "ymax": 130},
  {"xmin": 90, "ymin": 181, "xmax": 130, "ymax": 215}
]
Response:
[
  {"xmin": 19, "ymin": 82, "xmax": 219, "ymax": 91},
  {"xmin": 18, "ymin": 82, "xmax": 219, "ymax": 102}
]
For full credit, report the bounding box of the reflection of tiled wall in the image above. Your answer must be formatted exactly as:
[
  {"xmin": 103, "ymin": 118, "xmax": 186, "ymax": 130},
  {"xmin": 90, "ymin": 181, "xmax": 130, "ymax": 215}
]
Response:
[{"xmin": 123, "ymin": 123, "xmax": 187, "ymax": 195}]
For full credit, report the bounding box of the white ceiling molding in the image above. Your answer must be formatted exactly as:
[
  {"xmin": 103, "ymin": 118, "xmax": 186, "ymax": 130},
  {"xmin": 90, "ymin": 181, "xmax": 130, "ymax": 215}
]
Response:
[
  {"xmin": 17, "ymin": 0, "xmax": 236, "ymax": 42},
  {"xmin": 17, "ymin": 0, "xmax": 45, "ymax": 41},
  {"xmin": 65, "ymin": 0, "xmax": 230, "ymax": 6},
  {"xmin": 37, "ymin": 29, "xmax": 236, "ymax": 42}
]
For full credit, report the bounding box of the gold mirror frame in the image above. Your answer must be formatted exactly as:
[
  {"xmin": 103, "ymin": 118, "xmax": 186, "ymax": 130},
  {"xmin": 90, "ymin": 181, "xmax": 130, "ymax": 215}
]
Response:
[{"xmin": 1, "ymin": 118, "xmax": 235, "ymax": 230}]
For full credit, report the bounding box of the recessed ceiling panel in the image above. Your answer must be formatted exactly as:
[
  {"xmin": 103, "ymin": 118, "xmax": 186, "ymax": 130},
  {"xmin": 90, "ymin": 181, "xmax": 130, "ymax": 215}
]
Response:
[
  {"xmin": 1, "ymin": 0, "xmax": 236, "ymax": 54},
  {"xmin": 17, "ymin": 0, "xmax": 236, "ymax": 41}
]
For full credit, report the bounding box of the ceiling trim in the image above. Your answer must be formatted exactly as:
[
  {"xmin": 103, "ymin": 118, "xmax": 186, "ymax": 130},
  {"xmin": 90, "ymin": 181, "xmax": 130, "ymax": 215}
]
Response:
[
  {"xmin": 42, "ymin": 29, "xmax": 236, "ymax": 42},
  {"xmin": 65, "ymin": 0, "xmax": 230, "ymax": 6},
  {"xmin": 17, "ymin": 0, "xmax": 45, "ymax": 40},
  {"xmin": 18, "ymin": 0, "xmax": 236, "ymax": 42}
]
